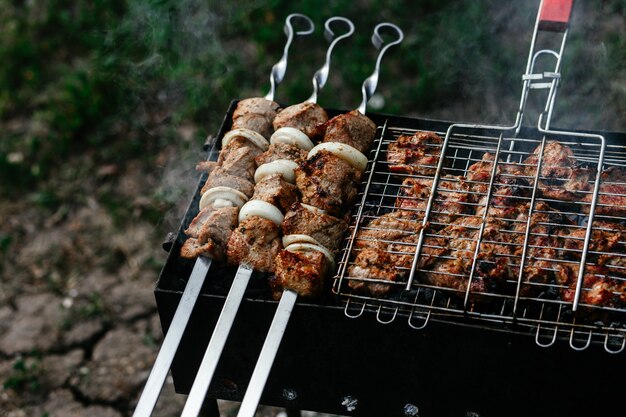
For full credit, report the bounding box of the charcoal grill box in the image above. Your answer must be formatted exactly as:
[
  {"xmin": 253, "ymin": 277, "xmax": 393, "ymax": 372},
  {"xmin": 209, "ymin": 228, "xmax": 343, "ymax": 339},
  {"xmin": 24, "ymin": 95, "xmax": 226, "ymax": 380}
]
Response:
[{"xmin": 155, "ymin": 102, "xmax": 625, "ymax": 417}]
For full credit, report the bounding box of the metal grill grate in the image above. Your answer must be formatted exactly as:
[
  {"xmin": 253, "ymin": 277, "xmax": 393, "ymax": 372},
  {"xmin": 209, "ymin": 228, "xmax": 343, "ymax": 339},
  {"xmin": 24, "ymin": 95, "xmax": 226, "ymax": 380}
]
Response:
[{"xmin": 333, "ymin": 122, "xmax": 626, "ymax": 353}]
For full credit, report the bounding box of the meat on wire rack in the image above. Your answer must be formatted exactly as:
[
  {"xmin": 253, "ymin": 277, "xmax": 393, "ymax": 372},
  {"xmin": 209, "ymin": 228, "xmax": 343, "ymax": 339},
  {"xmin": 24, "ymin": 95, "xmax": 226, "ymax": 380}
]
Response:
[
  {"xmin": 132, "ymin": 13, "xmax": 315, "ymax": 417},
  {"xmin": 333, "ymin": 0, "xmax": 626, "ymax": 354}
]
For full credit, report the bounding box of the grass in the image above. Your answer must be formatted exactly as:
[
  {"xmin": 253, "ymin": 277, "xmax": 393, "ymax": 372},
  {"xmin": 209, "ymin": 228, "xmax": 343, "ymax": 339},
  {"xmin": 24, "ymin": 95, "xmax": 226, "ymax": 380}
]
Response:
[{"xmin": 0, "ymin": 0, "xmax": 624, "ymax": 197}]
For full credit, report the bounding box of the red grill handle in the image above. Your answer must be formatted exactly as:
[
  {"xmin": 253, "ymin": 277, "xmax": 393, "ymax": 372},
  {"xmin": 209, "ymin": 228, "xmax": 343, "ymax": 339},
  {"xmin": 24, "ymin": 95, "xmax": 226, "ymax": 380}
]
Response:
[{"xmin": 538, "ymin": 0, "xmax": 573, "ymax": 32}]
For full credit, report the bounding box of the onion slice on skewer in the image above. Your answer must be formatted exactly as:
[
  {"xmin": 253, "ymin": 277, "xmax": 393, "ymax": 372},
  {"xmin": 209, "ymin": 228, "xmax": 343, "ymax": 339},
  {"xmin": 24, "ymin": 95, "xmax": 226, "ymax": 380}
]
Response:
[
  {"xmin": 254, "ymin": 159, "xmax": 299, "ymax": 184},
  {"xmin": 199, "ymin": 186, "xmax": 248, "ymax": 210},
  {"xmin": 307, "ymin": 142, "xmax": 368, "ymax": 172},
  {"xmin": 238, "ymin": 200, "xmax": 284, "ymax": 226},
  {"xmin": 270, "ymin": 127, "xmax": 315, "ymax": 151},
  {"xmin": 284, "ymin": 242, "xmax": 335, "ymax": 267},
  {"xmin": 223, "ymin": 128, "xmax": 270, "ymax": 151},
  {"xmin": 301, "ymin": 203, "xmax": 327, "ymax": 214},
  {"xmin": 282, "ymin": 234, "xmax": 329, "ymax": 251}
]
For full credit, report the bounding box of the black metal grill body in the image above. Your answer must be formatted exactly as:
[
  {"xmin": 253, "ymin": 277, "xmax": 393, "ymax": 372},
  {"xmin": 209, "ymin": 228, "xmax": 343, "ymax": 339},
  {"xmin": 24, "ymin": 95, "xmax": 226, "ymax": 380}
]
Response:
[{"xmin": 155, "ymin": 102, "xmax": 626, "ymax": 417}]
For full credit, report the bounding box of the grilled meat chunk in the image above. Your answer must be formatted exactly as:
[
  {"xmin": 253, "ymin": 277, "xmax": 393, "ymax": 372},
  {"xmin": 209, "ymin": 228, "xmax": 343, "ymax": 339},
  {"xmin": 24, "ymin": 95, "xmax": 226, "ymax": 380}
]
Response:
[
  {"xmin": 523, "ymin": 141, "xmax": 592, "ymax": 202},
  {"xmin": 396, "ymin": 175, "xmax": 470, "ymax": 227},
  {"xmin": 559, "ymin": 221, "xmax": 626, "ymax": 271},
  {"xmin": 255, "ymin": 142, "xmax": 308, "ymax": 166},
  {"xmin": 271, "ymin": 249, "xmax": 331, "ymax": 299},
  {"xmin": 226, "ymin": 215, "xmax": 282, "ymax": 272},
  {"xmin": 272, "ymin": 101, "xmax": 328, "ymax": 139},
  {"xmin": 582, "ymin": 166, "xmax": 626, "ymax": 218},
  {"xmin": 554, "ymin": 263, "xmax": 626, "ymax": 308},
  {"xmin": 420, "ymin": 216, "xmax": 514, "ymax": 298},
  {"xmin": 281, "ymin": 203, "xmax": 348, "ymax": 256},
  {"xmin": 510, "ymin": 202, "xmax": 569, "ymax": 297},
  {"xmin": 231, "ymin": 97, "xmax": 280, "ymax": 139},
  {"xmin": 200, "ymin": 167, "xmax": 255, "ymax": 198},
  {"xmin": 386, "ymin": 131, "xmax": 443, "ymax": 176},
  {"xmin": 217, "ymin": 144, "xmax": 260, "ymax": 182},
  {"xmin": 181, "ymin": 206, "xmax": 239, "ymax": 261},
  {"xmin": 355, "ymin": 210, "xmax": 423, "ymax": 252},
  {"xmin": 251, "ymin": 173, "xmax": 298, "ymax": 213},
  {"xmin": 466, "ymin": 153, "xmax": 501, "ymax": 202},
  {"xmin": 347, "ymin": 249, "xmax": 402, "ymax": 296},
  {"xmin": 295, "ymin": 150, "xmax": 360, "ymax": 216},
  {"xmin": 322, "ymin": 109, "xmax": 377, "ymax": 154}
]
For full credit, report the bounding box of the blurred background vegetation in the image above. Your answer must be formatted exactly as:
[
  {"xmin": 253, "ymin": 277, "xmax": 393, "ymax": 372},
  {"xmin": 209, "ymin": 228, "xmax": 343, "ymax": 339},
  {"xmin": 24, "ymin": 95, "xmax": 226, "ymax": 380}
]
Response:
[{"xmin": 1, "ymin": 0, "xmax": 624, "ymax": 199}]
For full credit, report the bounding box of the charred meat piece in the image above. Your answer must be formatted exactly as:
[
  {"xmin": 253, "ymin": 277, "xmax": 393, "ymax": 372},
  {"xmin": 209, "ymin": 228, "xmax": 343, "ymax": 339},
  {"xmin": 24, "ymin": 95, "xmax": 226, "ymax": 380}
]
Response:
[
  {"xmin": 322, "ymin": 109, "xmax": 377, "ymax": 154},
  {"xmin": 272, "ymin": 101, "xmax": 328, "ymax": 139},
  {"xmin": 200, "ymin": 167, "xmax": 255, "ymax": 198},
  {"xmin": 281, "ymin": 202, "xmax": 348, "ymax": 256},
  {"xmin": 251, "ymin": 173, "xmax": 298, "ymax": 213},
  {"xmin": 554, "ymin": 263, "xmax": 626, "ymax": 308},
  {"xmin": 474, "ymin": 162, "xmax": 531, "ymax": 219},
  {"xmin": 582, "ymin": 166, "xmax": 626, "ymax": 218},
  {"xmin": 465, "ymin": 153, "xmax": 500, "ymax": 203},
  {"xmin": 347, "ymin": 249, "xmax": 402, "ymax": 296},
  {"xmin": 386, "ymin": 131, "xmax": 443, "ymax": 176},
  {"xmin": 523, "ymin": 141, "xmax": 593, "ymax": 202},
  {"xmin": 510, "ymin": 202, "xmax": 569, "ymax": 297},
  {"xmin": 226, "ymin": 215, "xmax": 282, "ymax": 273},
  {"xmin": 255, "ymin": 142, "xmax": 308, "ymax": 166},
  {"xmin": 396, "ymin": 175, "xmax": 470, "ymax": 227},
  {"xmin": 181, "ymin": 206, "xmax": 239, "ymax": 261},
  {"xmin": 231, "ymin": 97, "xmax": 280, "ymax": 139},
  {"xmin": 560, "ymin": 221, "xmax": 626, "ymax": 271},
  {"xmin": 420, "ymin": 216, "xmax": 514, "ymax": 298},
  {"xmin": 355, "ymin": 210, "xmax": 423, "ymax": 252},
  {"xmin": 295, "ymin": 150, "xmax": 360, "ymax": 216},
  {"xmin": 271, "ymin": 249, "xmax": 331, "ymax": 299}
]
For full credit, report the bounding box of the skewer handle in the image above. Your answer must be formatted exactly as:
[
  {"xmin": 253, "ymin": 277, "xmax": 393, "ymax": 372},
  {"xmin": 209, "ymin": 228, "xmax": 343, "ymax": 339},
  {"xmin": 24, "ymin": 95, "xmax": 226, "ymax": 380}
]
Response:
[
  {"xmin": 358, "ymin": 22, "xmax": 403, "ymax": 114},
  {"xmin": 181, "ymin": 264, "xmax": 254, "ymax": 417},
  {"xmin": 236, "ymin": 289, "xmax": 298, "ymax": 417},
  {"xmin": 265, "ymin": 14, "xmax": 315, "ymax": 101},
  {"xmin": 307, "ymin": 16, "xmax": 355, "ymax": 104},
  {"xmin": 132, "ymin": 256, "xmax": 212, "ymax": 417}
]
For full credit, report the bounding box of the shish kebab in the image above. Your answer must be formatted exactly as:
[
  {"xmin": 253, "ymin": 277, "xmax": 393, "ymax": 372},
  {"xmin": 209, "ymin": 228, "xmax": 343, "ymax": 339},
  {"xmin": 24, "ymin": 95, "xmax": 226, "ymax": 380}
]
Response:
[
  {"xmin": 236, "ymin": 23, "xmax": 404, "ymax": 417},
  {"xmin": 180, "ymin": 16, "xmax": 356, "ymax": 417},
  {"xmin": 132, "ymin": 13, "xmax": 315, "ymax": 417}
]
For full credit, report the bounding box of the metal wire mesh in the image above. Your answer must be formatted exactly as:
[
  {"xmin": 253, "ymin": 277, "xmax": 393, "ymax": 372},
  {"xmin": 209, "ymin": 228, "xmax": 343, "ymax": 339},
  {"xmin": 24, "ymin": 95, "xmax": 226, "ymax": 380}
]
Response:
[{"xmin": 334, "ymin": 120, "xmax": 626, "ymax": 352}]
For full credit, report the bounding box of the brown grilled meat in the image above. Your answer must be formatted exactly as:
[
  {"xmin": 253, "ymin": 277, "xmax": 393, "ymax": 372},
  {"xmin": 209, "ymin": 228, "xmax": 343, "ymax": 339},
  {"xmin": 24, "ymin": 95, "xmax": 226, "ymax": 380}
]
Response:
[
  {"xmin": 272, "ymin": 101, "xmax": 328, "ymax": 139},
  {"xmin": 474, "ymin": 162, "xmax": 532, "ymax": 219},
  {"xmin": 582, "ymin": 166, "xmax": 626, "ymax": 218},
  {"xmin": 322, "ymin": 109, "xmax": 377, "ymax": 154},
  {"xmin": 420, "ymin": 216, "xmax": 514, "ymax": 298},
  {"xmin": 386, "ymin": 131, "xmax": 443, "ymax": 176},
  {"xmin": 524, "ymin": 141, "xmax": 593, "ymax": 202},
  {"xmin": 281, "ymin": 202, "xmax": 348, "ymax": 256},
  {"xmin": 396, "ymin": 175, "xmax": 470, "ymax": 227},
  {"xmin": 217, "ymin": 144, "xmax": 260, "ymax": 183},
  {"xmin": 226, "ymin": 215, "xmax": 282, "ymax": 273},
  {"xmin": 181, "ymin": 206, "xmax": 239, "ymax": 261},
  {"xmin": 347, "ymin": 249, "xmax": 402, "ymax": 296},
  {"xmin": 554, "ymin": 263, "xmax": 626, "ymax": 308},
  {"xmin": 559, "ymin": 221, "xmax": 626, "ymax": 271},
  {"xmin": 355, "ymin": 210, "xmax": 424, "ymax": 251},
  {"xmin": 251, "ymin": 173, "xmax": 298, "ymax": 213},
  {"xmin": 510, "ymin": 202, "xmax": 569, "ymax": 297},
  {"xmin": 271, "ymin": 249, "xmax": 331, "ymax": 299},
  {"xmin": 295, "ymin": 150, "xmax": 360, "ymax": 216},
  {"xmin": 200, "ymin": 167, "xmax": 255, "ymax": 198},
  {"xmin": 231, "ymin": 97, "xmax": 280, "ymax": 139},
  {"xmin": 255, "ymin": 142, "xmax": 308, "ymax": 166}
]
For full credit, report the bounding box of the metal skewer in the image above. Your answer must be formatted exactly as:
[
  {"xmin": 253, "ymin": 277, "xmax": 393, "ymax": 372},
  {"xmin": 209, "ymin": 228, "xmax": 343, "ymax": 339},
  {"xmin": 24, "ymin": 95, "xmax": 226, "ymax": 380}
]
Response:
[
  {"xmin": 131, "ymin": 14, "xmax": 313, "ymax": 417},
  {"xmin": 236, "ymin": 23, "xmax": 403, "ymax": 417},
  {"xmin": 180, "ymin": 16, "xmax": 355, "ymax": 417}
]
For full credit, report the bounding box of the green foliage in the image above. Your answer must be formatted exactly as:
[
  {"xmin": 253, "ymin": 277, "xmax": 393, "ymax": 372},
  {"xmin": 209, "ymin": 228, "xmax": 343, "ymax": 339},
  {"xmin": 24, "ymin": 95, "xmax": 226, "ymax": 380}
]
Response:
[{"xmin": 3, "ymin": 356, "xmax": 43, "ymax": 393}]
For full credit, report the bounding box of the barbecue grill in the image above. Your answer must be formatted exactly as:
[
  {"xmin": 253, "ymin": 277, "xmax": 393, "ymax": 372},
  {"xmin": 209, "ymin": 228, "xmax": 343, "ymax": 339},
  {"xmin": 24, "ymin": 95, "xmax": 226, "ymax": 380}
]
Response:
[{"xmin": 152, "ymin": 1, "xmax": 625, "ymax": 416}]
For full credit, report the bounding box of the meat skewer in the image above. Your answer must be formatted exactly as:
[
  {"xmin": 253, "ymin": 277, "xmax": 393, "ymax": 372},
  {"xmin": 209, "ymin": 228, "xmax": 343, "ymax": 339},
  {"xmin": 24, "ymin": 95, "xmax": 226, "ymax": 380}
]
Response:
[
  {"xmin": 181, "ymin": 17, "xmax": 355, "ymax": 417},
  {"xmin": 237, "ymin": 23, "xmax": 403, "ymax": 417},
  {"xmin": 131, "ymin": 14, "xmax": 314, "ymax": 417}
]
